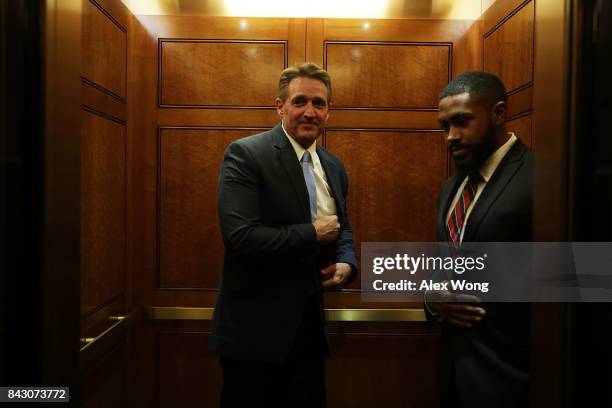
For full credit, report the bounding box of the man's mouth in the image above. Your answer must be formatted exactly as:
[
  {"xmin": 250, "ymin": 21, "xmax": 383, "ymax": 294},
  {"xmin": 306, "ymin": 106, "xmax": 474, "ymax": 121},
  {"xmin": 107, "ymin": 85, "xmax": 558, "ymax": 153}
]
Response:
[
  {"xmin": 450, "ymin": 145, "xmax": 469, "ymax": 157},
  {"xmin": 300, "ymin": 123, "xmax": 318, "ymax": 131}
]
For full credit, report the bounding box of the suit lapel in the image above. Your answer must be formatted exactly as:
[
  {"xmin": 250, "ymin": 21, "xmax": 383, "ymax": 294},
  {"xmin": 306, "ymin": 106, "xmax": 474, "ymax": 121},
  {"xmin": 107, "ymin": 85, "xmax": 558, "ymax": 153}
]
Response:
[
  {"xmin": 462, "ymin": 141, "xmax": 527, "ymax": 242},
  {"xmin": 271, "ymin": 124, "xmax": 311, "ymax": 222}
]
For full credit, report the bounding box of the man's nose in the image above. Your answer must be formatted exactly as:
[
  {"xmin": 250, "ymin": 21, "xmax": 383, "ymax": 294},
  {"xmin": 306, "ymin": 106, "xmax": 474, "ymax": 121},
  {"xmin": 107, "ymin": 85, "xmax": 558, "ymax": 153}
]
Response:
[
  {"xmin": 447, "ymin": 126, "xmax": 460, "ymax": 142},
  {"xmin": 303, "ymin": 102, "xmax": 315, "ymax": 117}
]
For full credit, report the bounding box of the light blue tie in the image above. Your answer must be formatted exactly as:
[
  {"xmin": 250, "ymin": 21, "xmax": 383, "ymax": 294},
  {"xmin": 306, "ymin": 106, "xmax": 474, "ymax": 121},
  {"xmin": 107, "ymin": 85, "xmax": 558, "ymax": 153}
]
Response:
[{"xmin": 301, "ymin": 151, "xmax": 317, "ymax": 222}]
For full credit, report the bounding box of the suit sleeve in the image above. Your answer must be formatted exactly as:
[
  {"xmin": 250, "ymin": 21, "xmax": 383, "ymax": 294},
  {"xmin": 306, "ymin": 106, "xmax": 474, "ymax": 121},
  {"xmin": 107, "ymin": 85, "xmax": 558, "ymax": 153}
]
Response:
[
  {"xmin": 334, "ymin": 162, "xmax": 359, "ymax": 283},
  {"xmin": 423, "ymin": 189, "xmax": 449, "ymax": 322},
  {"xmin": 218, "ymin": 141, "xmax": 318, "ymax": 258}
]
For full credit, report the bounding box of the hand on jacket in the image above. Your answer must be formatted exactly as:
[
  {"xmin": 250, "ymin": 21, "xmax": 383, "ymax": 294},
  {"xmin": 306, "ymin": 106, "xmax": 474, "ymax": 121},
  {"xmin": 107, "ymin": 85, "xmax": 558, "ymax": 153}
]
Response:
[
  {"xmin": 426, "ymin": 288, "xmax": 485, "ymax": 328},
  {"xmin": 321, "ymin": 262, "xmax": 352, "ymax": 290},
  {"xmin": 313, "ymin": 215, "xmax": 340, "ymax": 243}
]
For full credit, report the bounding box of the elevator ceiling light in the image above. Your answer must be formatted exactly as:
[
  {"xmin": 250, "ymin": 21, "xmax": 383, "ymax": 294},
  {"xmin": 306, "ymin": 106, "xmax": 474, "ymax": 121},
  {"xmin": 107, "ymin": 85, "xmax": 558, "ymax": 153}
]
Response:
[{"xmin": 224, "ymin": 0, "xmax": 388, "ymax": 18}]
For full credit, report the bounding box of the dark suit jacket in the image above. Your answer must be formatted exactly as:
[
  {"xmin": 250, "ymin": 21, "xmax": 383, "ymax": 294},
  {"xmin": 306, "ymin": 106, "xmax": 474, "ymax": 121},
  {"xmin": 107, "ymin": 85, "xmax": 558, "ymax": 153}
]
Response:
[
  {"xmin": 209, "ymin": 123, "xmax": 357, "ymax": 363},
  {"xmin": 433, "ymin": 139, "xmax": 533, "ymax": 408}
]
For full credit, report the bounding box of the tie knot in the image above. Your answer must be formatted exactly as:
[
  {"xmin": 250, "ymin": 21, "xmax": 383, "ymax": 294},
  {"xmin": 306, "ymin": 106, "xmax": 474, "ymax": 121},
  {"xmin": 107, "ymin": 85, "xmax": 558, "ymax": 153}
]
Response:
[{"xmin": 301, "ymin": 151, "xmax": 312, "ymax": 163}]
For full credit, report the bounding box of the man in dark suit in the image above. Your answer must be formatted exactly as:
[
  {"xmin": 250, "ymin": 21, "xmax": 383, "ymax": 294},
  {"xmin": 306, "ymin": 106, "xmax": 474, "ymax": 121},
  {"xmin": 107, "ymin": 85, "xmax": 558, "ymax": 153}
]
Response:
[
  {"xmin": 209, "ymin": 63, "xmax": 357, "ymax": 407},
  {"xmin": 426, "ymin": 71, "xmax": 533, "ymax": 407}
]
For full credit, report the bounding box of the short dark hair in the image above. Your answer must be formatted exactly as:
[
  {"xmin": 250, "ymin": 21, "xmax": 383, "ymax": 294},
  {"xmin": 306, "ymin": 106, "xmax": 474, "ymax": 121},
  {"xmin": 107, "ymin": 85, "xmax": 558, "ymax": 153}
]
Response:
[
  {"xmin": 278, "ymin": 62, "xmax": 332, "ymax": 102},
  {"xmin": 438, "ymin": 71, "xmax": 507, "ymax": 106}
]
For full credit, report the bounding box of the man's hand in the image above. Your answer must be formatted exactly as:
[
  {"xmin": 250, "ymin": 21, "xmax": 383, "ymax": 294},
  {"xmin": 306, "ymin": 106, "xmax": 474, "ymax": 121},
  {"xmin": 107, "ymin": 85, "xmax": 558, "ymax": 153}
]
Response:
[
  {"xmin": 321, "ymin": 263, "xmax": 352, "ymax": 290},
  {"xmin": 426, "ymin": 289, "xmax": 485, "ymax": 328},
  {"xmin": 313, "ymin": 215, "xmax": 340, "ymax": 243}
]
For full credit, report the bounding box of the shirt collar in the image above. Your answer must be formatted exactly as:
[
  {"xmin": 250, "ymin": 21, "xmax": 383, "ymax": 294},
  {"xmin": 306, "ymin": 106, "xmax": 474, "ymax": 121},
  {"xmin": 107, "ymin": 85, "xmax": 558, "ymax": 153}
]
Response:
[{"xmin": 477, "ymin": 133, "xmax": 517, "ymax": 182}]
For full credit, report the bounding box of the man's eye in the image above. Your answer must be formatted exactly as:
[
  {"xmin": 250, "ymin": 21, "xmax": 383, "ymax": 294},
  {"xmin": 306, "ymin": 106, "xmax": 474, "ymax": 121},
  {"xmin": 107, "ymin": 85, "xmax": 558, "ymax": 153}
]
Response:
[
  {"xmin": 459, "ymin": 119, "xmax": 467, "ymax": 125},
  {"xmin": 452, "ymin": 119, "xmax": 468, "ymax": 128},
  {"xmin": 292, "ymin": 99, "xmax": 306, "ymax": 106}
]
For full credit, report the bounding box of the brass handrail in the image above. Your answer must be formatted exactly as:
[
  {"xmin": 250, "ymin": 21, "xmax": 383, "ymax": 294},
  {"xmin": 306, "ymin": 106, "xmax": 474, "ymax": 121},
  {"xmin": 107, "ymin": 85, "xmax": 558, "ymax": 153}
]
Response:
[
  {"xmin": 80, "ymin": 314, "xmax": 128, "ymax": 352},
  {"xmin": 145, "ymin": 306, "xmax": 426, "ymax": 322}
]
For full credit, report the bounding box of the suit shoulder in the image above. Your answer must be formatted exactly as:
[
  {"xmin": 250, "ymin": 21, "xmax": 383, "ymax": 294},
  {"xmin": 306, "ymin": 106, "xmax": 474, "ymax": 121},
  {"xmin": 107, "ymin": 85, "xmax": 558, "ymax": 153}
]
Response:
[
  {"xmin": 231, "ymin": 129, "xmax": 274, "ymax": 149},
  {"xmin": 225, "ymin": 129, "xmax": 276, "ymax": 158}
]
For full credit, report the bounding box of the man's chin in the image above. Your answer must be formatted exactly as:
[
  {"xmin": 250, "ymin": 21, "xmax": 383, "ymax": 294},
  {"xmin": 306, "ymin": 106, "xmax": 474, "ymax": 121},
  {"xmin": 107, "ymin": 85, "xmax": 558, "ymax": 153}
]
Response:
[
  {"xmin": 454, "ymin": 157, "xmax": 477, "ymax": 172},
  {"xmin": 294, "ymin": 133, "xmax": 319, "ymax": 148},
  {"xmin": 297, "ymin": 131, "xmax": 320, "ymax": 141}
]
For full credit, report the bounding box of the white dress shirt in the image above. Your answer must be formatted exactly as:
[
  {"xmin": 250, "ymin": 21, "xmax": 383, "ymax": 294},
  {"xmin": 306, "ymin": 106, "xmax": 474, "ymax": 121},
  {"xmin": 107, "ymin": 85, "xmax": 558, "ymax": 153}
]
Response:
[{"xmin": 281, "ymin": 123, "xmax": 337, "ymax": 219}]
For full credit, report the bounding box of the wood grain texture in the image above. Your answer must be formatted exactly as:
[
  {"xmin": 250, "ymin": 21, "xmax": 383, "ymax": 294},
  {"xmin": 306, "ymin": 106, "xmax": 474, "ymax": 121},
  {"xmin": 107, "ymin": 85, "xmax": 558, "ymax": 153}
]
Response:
[
  {"xmin": 483, "ymin": 0, "xmax": 531, "ymax": 35},
  {"xmin": 327, "ymin": 330, "xmax": 439, "ymax": 407},
  {"xmin": 127, "ymin": 14, "xmax": 159, "ymax": 307},
  {"xmin": 452, "ymin": 20, "xmax": 483, "ymax": 77},
  {"xmin": 327, "ymin": 110, "xmax": 439, "ymax": 130},
  {"xmin": 80, "ymin": 339, "xmax": 128, "ymax": 408},
  {"xmin": 158, "ymin": 331, "xmax": 222, "ymax": 407},
  {"xmin": 322, "ymin": 18, "xmax": 472, "ymax": 43},
  {"xmin": 507, "ymin": 84, "xmax": 533, "ymax": 118},
  {"xmin": 507, "ymin": 113, "xmax": 533, "ymax": 149},
  {"xmin": 83, "ymin": 0, "xmax": 127, "ymax": 98},
  {"xmin": 81, "ymin": 110, "xmax": 126, "ymax": 316},
  {"xmin": 159, "ymin": 40, "xmax": 286, "ymax": 107},
  {"xmin": 137, "ymin": 16, "xmax": 306, "ymax": 67},
  {"xmin": 325, "ymin": 42, "xmax": 450, "ymax": 109},
  {"xmin": 326, "ymin": 131, "xmax": 447, "ymax": 263},
  {"xmin": 82, "ymin": 80, "xmax": 126, "ymax": 123},
  {"xmin": 158, "ymin": 108, "xmax": 279, "ymax": 128},
  {"xmin": 484, "ymin": 0, "xmax": 534, "ymax": 93},
  {"xmin": 158, "ymin": 128, "xmax": 261, "ymax": 289},
  {"xmin": 89, "ymin": 0, "xmax": 129, "ymax": 30}
]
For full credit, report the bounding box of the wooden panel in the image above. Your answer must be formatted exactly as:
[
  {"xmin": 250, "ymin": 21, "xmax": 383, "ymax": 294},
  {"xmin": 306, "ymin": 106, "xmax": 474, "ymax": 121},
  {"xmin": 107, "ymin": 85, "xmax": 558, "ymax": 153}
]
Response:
[
  {"xmin": 128, "ymin": 15, "xmax": 158, "ymax": 308},
  {"xmin": 158, "ymin": 331, "xmax": 222, "ymax": 407},
  {"xmin": 159, "ymin": 40, "xmax": 287, "ymax": 107},
  {"xmin": 89, "ymin": 0, "xmax": 129, "ymax": 30},
  {"xmin": 484, "ymin": 0, "xmax": 534, "ymax": 93},
  {"xmin": 325, "ymin": 42, "xmax": 450, "ymax": 109},
  {"xmin": 507, "ymin": 84, "xmax": 533, "ymax": 118},
  {"xmin": 83, "ymin": 0, "xmax": 127, "ymax": 99},
  {"xmin": 82, "ymin": 80, "xmax": 126, "ymax": 123},
  {"xmin": 159, "ymin": 108, "xmax": 278, "ymax": 128},
  {"xmin": 327, "ymin": 330, "xmax": 439, "ymax": 408},
  {"xmin": 138, "ymin": 16, "xmax": 306, "ymax": 67},
  {"xmin": 159, "ymin": 128, "xmax": 261, "ymax": 289},
  {"xmin": 308, "ymin": 19, "xmax": 472, "ymax": 67},
  {"xmin": 452, "ymin": 20, "xmax": 483, "ymax": 77},
  {"xmin": 327, "ymin": 110, "xmax": 439, "ymax": 130},
  {"xmin": 323, "ymin": 18, "xmax": 473, "ymax": 42},
  {"xmin": 507, "ymin": 113, "xmax": 533, "ymax": 149},
  {"xmin": 326, "ymin": 131, "xmax": 447, "ymax": 263},
  {"xmin": 81, "ymin": 110, "xmax": 126, "ymax": 315},
  {"xmin": 483, "ymin": 0, "xmax": 531, "ymax": 35},
  {"xmin": 81, "ymin": 341, "xmax": 128, "ymax": 408}
]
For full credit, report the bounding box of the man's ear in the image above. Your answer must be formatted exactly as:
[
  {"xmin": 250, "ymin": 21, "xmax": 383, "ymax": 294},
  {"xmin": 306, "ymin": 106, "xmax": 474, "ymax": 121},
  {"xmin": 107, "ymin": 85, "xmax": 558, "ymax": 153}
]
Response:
[
  {"xmin": 492, "ymin": 101, "xmax": 507, "ymax": 125},
  {"xmin": 274, "ymin": 98, "xmax": 284, "ymax": 117}
]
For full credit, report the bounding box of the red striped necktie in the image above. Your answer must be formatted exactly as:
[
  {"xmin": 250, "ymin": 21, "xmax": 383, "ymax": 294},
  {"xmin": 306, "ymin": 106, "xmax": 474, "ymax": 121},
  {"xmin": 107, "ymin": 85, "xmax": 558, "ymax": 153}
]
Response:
[{"xmin": 447, "ymin": 172, "xmax": 481, "ymax": 247}]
